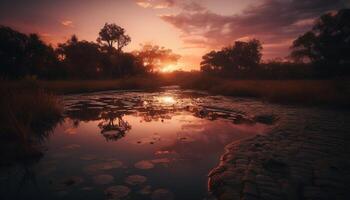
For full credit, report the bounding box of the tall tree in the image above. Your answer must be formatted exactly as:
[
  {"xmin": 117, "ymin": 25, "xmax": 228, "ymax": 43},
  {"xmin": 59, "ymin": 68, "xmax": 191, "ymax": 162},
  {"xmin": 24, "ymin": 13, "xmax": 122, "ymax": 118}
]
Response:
[
  {"xmin": 97, "ymin": 23, "xmax": 131, "ymax": 52},
  {"xmin": 291, "ymin": 9, "xmax": 350, "ymax": 70}
]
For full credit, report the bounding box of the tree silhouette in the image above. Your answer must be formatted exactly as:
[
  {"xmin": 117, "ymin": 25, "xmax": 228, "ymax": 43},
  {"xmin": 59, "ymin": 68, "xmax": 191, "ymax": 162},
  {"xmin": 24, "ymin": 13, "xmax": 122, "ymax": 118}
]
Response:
[
  {"xmin": 200, "ymin": 39, "xmax": 262, "ymax": 77},
  {"xmin": 0, "ymin": 26, "xmax": 58, "ymax": 79},
  {"xmin": 291, "ymin": 9, "xmax": 350, "ymax": 75},
  {"xmin": 98, "ymin": 110, "xmax": 131, "ymax": 141},
  {"xmin": 57, "ymin": 35, "xmax": 104, "ymax": 79},
  {"xmin": 97, "ymin": 23, "xmax": 131, "ymax": 52},
  {"xmin": 133, "ymin": 44, "xmax": 180, "ymax": 72}
]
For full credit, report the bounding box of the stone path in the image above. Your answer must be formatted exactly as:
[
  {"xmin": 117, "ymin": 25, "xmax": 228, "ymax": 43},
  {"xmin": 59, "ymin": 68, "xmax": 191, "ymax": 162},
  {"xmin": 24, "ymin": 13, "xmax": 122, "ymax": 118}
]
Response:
[{"xmin": 208, "ymin": 108, "xmax": 350, "ymax": 200}]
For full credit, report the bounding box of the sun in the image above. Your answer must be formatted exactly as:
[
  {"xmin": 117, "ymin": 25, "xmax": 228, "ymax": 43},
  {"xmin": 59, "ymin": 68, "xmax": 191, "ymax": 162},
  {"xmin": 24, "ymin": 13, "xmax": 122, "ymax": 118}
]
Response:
[{"xmin": 160, "ymin": 64, "xmax": 176, "ymax": 73}]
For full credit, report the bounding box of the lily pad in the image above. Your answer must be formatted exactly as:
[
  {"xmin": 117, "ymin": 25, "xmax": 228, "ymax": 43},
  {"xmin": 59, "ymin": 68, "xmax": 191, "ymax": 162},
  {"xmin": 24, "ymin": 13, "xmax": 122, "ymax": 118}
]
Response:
[
  {"xmin": 84, "ymin": 161, "xmax": 123, "ymax": 173},
  {"xmin": 125, "ymin": 175, "xmax": 147, "ymax": 185},
  {"xmin": 134, "ymin": 160, "xmax": 154, "ymax": 170},
  {"xmin": 81, "ymin": 186, "xmax": 94, "ymax": 191},
  {"xmin": 61, "ymin": 176, "xmax": 84, "ymax": 187},
  {"xmin": 105, "ymin": 185, "xmax": 130, "ymax": 199},
  {"xmin": 53, "ymin": 176, "xmax": 84, "ymax": 191},
  {"xmin": 139, "ymin": 185, "xmax": 152, "ymax": 195},
  {"xmin": 151, "ymin": 158, "xmax": 171, "ymax": 164},
  {"xmin": 62, "ymin": 144, "xmax": 81, "ymax": 150},
  {"xmin": 80, "ymin": 155, "xmax": 97, "ymax": 161},
  {"xmin": 93, "ymin": 174, "xmax": 114, "ymax": 185},
  {"xmin": 151, "ymin": 189, "xmax": 174, "ymax": 200}
]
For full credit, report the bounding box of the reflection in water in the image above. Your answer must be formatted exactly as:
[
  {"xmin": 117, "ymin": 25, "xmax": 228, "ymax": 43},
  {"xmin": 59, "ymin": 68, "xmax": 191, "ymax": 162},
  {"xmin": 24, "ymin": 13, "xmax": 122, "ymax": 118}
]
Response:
[
  {"xmin": 158, "ymin": 96, "xmax": 176, "ymax": 104},
  {"xmin": 98, "ymin": 110, "xmax": 131, "ymax": 141},
  {"xmin": 1, "ymin": 89, "xmax": 277, "ymax": 200},
  {"xmin": 0, "ymin": 111, "xmax": 62, "ymax": 200}
]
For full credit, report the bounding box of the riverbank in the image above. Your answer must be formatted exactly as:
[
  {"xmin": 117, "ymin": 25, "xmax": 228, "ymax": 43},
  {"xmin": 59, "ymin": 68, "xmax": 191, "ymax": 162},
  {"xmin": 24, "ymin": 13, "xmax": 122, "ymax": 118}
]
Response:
[
  {"xmin": 2, "ymin": 76, "xmax": 349, "ymax": 107},
  {"xmin": 0, "ymin": 88, "xmax": 63, "ymax": 165},
  {"xmin": 1, "ymin": 76, "xmax": 161, "ymax": 94},
  {"xmin": 178, "ymin": 75, "xmax": 350, "ymax": 108},
  {"xmin": 208, "ymin": 108, "xmax": 350, "ymax": 200}
]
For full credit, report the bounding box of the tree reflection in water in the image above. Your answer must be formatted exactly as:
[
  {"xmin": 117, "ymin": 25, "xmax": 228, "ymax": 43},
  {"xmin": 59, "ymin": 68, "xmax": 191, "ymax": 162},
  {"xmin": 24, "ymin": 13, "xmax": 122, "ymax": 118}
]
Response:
[
  {"xmin": 0, "ymin": 111, "xmax": 62, "ymax": 198},
  {"xmin": 98, "ymin": 110, "xmax": 131, "ymax": 141}
]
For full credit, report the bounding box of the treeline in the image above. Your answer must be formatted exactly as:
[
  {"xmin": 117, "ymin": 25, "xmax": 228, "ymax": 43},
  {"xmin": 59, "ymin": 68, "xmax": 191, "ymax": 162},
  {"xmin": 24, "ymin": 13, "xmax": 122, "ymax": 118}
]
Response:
[
  {"xmin": 201, "ymin": 9, "xmax": 350, "ymax": 79},
  {"xmin": 1, "ymin": 9, "xmax": 349, "ymax": 80},
  {"xmin": 0, "ymin": 23, "xmax": 180, "ymax": 79}
]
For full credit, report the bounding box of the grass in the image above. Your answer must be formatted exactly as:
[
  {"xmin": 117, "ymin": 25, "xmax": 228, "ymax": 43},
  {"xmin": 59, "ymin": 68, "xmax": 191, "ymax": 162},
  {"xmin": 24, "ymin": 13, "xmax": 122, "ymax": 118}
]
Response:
[
  {"xmin": 1, "ymin": 75, "xmax": 162, "ymax": 94},
  {"xmin": 0, "ymin": 86, "xmax": 63, "ymax": 162},
  {"xmin": 2, "ymin": 74, "xmax": 349, "ymax": 107},
  {"xmin": 178, "ymin": 75, "xmax": 350, "ymax": 107}
]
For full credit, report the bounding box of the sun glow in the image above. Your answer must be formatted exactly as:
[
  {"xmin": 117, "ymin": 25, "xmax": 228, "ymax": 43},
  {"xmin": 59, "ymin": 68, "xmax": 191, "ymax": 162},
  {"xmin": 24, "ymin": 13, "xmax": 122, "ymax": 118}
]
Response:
[
  {"xmin": 158, "ymin": 96, "xmax": 176, "ymax": 104},
  {"xmin": 160, "ymin": 64, "xmax": 177, "ymax": 73}
]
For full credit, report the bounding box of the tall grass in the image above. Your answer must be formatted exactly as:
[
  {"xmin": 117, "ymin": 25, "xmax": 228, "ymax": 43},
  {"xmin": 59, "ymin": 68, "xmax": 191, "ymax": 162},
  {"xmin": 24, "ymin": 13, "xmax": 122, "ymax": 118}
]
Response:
[
  {"xmin": 2, "ymin": 73, "xmax": 349, "ymax": 107},
  {"xmin": 2, "ymin": 75, "xmax": 161, "ymax": 94},
  {"xmin": 0, "ymin": 86, "xmax": 63, "ymax": 159},
  {"xmin": 179, "ymin": 75, "xmax": 350, "ymax": 107}
]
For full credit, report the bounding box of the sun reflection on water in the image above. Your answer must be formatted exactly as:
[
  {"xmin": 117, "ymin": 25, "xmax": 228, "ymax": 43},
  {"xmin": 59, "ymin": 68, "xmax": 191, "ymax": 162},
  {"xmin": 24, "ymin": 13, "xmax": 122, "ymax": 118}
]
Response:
[{"xmin": 158, "ymin": 96, "xmax": 176, "ymax": 104}]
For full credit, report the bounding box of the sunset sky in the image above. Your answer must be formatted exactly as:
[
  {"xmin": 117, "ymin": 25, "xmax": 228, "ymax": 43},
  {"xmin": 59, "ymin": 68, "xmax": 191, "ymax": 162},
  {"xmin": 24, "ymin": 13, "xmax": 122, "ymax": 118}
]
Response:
[{"xmin": 0, "ymin": 0, "xmax": 348, "ymax": 71}]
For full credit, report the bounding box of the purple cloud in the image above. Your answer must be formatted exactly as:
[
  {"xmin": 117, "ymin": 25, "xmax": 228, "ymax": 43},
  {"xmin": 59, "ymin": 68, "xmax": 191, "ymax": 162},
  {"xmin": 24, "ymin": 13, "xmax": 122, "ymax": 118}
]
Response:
[{"xmin": 160, "ymin": 0, "xmax": 348, "ymax": 59}]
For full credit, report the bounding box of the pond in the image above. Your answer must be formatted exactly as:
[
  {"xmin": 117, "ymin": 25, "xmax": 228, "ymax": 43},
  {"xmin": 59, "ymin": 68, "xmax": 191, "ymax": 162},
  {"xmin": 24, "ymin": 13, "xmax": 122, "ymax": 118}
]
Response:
[{"xmin": 1, "ymin": 87, "xmax": 281, "ymax": 200}]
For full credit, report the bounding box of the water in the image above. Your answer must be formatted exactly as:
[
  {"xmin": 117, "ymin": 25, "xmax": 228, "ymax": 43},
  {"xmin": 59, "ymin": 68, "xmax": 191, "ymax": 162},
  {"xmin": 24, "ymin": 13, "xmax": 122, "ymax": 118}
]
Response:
[{"xmin": 0, "ymin": 87, "xmax": 295, "ymax": 200}]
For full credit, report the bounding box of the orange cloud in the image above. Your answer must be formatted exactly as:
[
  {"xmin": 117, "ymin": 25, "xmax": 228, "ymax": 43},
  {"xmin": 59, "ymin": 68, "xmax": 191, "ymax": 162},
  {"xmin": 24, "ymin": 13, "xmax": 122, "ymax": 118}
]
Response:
[
  {"xmin": 135, "ymin": 0, "xmax": 175, "ymax": 9},
  {"xmin": 61, "ymin": 20, "xmax": 74, "ymax": 27}
]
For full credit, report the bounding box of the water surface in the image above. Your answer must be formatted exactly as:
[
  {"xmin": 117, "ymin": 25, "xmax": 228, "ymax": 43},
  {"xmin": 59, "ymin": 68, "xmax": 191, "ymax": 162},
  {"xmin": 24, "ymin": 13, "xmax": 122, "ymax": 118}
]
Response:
[{"xmin": 1, "ymin": 87, "xmax": 277, "ymax": 200}]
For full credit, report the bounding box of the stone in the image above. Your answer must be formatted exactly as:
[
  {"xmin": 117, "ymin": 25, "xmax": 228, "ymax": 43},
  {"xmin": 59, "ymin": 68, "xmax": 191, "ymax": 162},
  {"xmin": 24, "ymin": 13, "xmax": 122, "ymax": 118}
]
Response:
[
  {"xmin": 125, "ymin": 175, "xmax": 147, "ymax": 185},
  {"xmin": 151, "ymin": 189, "xmax": 174, "ymax": 200},
  {"xmin": 93, "ymin": 174, "xmax": 114, "ymax": 185},
  {"xmin": 243, "ymin": 182, "xmax": 258, "ymax": 197},
  {"xmin": 105, "ymin": 185, "xmax": 130, "ymax": 199},
  {"xmin": 135, "ymin": 160, "xmax": 155, "ymax": 169}
]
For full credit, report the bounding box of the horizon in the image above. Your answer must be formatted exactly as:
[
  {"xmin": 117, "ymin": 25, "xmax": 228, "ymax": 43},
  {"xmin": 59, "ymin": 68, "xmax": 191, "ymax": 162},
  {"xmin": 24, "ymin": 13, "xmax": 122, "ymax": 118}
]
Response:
[
  {"xmin": 0, "ymin": 0, "xmax": 349, "ymax": 71},
  {"xmin": 1, "ymin": 2, "xmax": 350, "ymax": 200}
]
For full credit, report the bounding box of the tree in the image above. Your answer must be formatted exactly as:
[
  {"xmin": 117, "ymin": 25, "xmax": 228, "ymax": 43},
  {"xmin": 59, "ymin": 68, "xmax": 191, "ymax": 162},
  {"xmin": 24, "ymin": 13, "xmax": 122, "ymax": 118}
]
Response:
[
  {"xmin": 0, "ymin": 25, "xmax": 58, "ymax": 79},
  {"xmin": 133, "ymin": 44, "xmax": 181, "ymax": 72},
  {"xmin": 57, "ymin": 35, "xmax": 104, "ymax": 79},
  {"xmin": 291, "ymin": 9, "xmax": 350, "ymax": 74},
  {"xmin": 200, "ymin": 50, "xmax": 229, "ymax": 73},
  {"xmin": 97, "ymin": 23, "xmax": 131, "ymax": 52},
  {"xmin": 200, "ymin": 39, "xmax": 262, "ymax": 77}
]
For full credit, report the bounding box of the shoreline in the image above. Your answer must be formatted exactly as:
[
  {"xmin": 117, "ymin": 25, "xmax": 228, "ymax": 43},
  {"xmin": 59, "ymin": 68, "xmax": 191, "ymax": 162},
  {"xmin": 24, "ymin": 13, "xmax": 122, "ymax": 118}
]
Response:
[
  {"xmin": 208, "ymin": 115, "xmax": 350, "ymax": 200},
  {"xmin": 2, "ymin": 79, "xmax": 350, "ymax": 109}
]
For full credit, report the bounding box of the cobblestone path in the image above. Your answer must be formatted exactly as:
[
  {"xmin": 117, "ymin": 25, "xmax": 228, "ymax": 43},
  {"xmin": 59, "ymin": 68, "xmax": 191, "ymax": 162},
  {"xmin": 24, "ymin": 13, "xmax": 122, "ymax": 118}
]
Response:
[{"xmin": 208, "ymin": 107, "xmax": 350, "ymax": 200}]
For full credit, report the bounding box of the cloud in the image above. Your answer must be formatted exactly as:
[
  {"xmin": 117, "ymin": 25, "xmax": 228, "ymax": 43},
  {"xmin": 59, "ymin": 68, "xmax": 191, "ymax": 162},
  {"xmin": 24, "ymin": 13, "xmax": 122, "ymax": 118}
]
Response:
[
  {"xmin": 180, "ymin": 1, "xmax": 205, "ymax": 12},
  {"xmin": 160, "ymin": 0, "xmax": 348, "ymax": 59},
  {"xmin": 135, "ymin": 0, "xmax": 205, "ymax": 11},
  {"xmin": 135, "ymin": 0, "xmax": 175, "ymax": 9},
  {"xmin": 61, "ymin": 20, "xmax": 74, "ymax": 27}
]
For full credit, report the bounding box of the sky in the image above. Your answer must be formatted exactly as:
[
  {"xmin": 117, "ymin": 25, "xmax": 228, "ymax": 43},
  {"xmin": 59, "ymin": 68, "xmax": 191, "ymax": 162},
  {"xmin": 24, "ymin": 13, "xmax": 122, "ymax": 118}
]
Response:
[{"xmin": 0, "ymin": 0, "xmax": 349, "ymax": 71}]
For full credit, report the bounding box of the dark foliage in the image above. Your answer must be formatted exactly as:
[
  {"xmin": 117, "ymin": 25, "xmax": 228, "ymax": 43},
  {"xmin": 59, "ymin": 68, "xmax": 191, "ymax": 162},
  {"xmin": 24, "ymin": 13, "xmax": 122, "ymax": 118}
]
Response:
[
  {"xmin": 57, "ymin": 35, "xmax": 104, "ymax": 79},
  {"xmin": 0, "ymin": 26, "xmax": 59, "ymax": 79},
  {"xmin": 0, "ymin": 24, "xmax": 146, "ymax": 79},
  {"xmin": 291, "ymin": 9, "xmax": 350, "ymax": 77},
  {"xmin": 97, "ymin": 23, "xmax": 131, "ymax": 52},
  {"xmin": 200, "ymin": 39, "xmax": 262, "ymax": 78}
]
